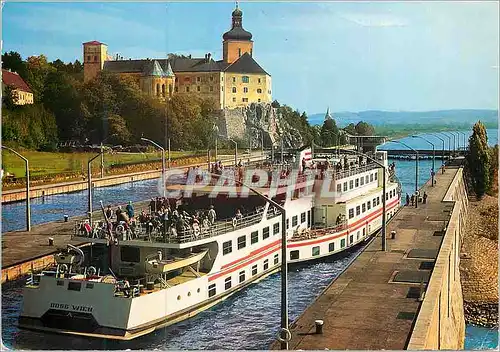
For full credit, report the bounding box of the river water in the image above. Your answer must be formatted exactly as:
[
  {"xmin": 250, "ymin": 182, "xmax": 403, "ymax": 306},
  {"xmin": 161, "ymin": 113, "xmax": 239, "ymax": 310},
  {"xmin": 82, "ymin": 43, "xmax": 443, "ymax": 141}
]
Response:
[{"xmin": 1, "ymin": 129, "xmax": 498, "ymax": 349}]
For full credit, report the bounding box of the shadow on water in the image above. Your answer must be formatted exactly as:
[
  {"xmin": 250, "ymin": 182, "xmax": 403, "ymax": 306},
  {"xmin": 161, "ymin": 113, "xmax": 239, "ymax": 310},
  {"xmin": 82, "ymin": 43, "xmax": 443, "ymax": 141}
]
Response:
[{"xmin": 2, "ymin": 242, "xmax": 366, "ymax": 350}]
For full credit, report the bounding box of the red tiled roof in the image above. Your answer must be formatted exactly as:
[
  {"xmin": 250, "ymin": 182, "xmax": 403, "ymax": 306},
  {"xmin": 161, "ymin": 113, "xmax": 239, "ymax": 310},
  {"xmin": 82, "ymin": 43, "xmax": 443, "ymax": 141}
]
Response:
[
  {"xmin": 2, "ymin": 70, "xmax": 32, "ymax": 93},
  {"xmin": 83, "ymin": 40, "xmax": 105, "ymax": 45}
]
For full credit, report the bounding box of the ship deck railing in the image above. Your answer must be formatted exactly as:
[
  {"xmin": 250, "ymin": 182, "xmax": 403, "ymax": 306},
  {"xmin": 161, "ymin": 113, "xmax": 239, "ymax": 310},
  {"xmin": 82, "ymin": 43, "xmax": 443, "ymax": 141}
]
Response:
[
  {"xmin": 73, "ymin": 209, "xmax": 282, "ymax": 244},
  {"xmin": 289, "ymin": 221, "xmax": 348, "ymax": 242}
]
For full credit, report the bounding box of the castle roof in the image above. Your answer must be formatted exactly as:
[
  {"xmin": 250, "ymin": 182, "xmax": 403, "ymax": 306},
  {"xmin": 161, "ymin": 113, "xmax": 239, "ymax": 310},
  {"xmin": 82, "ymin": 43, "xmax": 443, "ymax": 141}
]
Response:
[
  {"xmin": 223, "ymin": 52, "xmax": 269, "ymax": 75},
  {"xmin": 223, "ymin": 5, "xmax": 252, "ymax": 41},
  {"xmin": 2, "ymin": 69, "xmax": 32, "ymax": 93},
  {"xmin": 143, "ymin": 60, "xmax": 167, "ymax": 77},
  {"xmin": 83, "ymin": 40, "xmax": 106, "ymax": 45}
]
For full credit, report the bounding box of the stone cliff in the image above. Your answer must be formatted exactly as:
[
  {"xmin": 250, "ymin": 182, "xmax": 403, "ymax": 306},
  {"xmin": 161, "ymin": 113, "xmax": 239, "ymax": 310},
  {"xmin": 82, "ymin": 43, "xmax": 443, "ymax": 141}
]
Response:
[{"xmin": 218, "ymin": 103, "xmax": 304, "ymax": 149}]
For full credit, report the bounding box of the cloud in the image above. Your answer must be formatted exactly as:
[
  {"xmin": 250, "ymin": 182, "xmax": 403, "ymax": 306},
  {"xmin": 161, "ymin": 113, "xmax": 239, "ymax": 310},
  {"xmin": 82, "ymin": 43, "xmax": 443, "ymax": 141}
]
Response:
[{"xmin": 341, "ymin": 13, "xmax": 409, "ymax": 27}]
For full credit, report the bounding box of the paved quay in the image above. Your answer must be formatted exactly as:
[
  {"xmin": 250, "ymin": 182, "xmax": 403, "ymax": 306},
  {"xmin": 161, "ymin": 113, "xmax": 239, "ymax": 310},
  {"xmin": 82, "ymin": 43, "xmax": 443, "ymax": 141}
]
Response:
[{"xmin": 272, "ymin": 166, "xmax": 459, "ymax": 350}]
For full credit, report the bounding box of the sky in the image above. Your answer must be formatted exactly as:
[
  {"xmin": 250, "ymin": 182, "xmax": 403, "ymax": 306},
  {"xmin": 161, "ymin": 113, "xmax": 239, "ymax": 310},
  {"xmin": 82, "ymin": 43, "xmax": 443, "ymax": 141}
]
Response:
[{"xmin": 1, "ymin": 1, "xmax": 499, "ymax": 114}]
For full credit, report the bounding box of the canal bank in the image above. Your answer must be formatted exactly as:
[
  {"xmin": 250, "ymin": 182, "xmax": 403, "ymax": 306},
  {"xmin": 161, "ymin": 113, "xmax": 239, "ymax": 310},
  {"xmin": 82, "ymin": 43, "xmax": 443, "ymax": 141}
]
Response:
[{"xmin": 272, "ymin": 163, "xmax": 468, "ymax": 350}]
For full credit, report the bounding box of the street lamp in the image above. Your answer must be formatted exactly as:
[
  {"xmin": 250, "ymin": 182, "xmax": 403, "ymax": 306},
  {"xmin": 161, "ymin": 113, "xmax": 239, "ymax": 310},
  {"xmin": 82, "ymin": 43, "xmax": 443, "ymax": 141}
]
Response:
[
  {"xmin": 2, "ymin": 146, "xmax": 31, "ymax": 231},
  {"xmin": 100, "ymin": 133, "xmax": 118, "ymax": 178},
  {"xmin": 431, "ymin": 134, "xmax": 446, "ymax": 167},
  {"xmin": 88, "ymin": 150, "xmax": 104, "ymax": 226},
  {"xmin": 458, "ymin": 131, "xmax": 468, "ymax": 151},
  {"xmin": 442, "ymin": 132, "xmax": 456, "ymax": 157},
  {"xmin": 141, "ymin": 137, "xmax": 166, "ymax": 197},
  {"xmin": 411, "ymin": 135, "xmax": 435, "ymax": 187},
  {"xmin": 208, "ymin": 171, "xmax": 289, "ymax": 349},
  {"xmin": 438, "ymin": 132, "xmax": 452, "ymax": 161},
  {"xmin": 341, "ymin": 148, "xmax": 387, "ymax": 251},
  {"xmin": 227, "ymin": 137, "xmax": 238, "ymax": 166},
  {"xmin": 387, "ymin": 140, "xmax": 419, "ymax": 208},
  {"xmin": 212, "ymin": 124, "xmax": 219, "ymax": 162}
]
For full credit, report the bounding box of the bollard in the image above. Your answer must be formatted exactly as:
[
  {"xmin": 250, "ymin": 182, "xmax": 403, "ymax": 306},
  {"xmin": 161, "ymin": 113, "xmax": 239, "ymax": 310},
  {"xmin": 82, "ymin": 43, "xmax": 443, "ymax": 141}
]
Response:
[
  {"xmin": 48, "ymin": 237, "xmax": 54, "ymax": 246},
  {"xmin": 391, "ymin": 231, "xmax": 396, "ymax": 239},
  {"xmin": 315, "ymin": 320, "xmax": 324, "ymax": 334},
  {"xmin": 64, "ymin": 215, "xmax": 69, "ymax": 222}
]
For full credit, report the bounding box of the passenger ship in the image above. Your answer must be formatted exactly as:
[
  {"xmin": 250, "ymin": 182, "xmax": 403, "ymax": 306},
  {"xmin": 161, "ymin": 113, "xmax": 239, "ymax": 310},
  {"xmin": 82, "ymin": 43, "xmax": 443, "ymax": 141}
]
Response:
[{"xmin": 19, "ymin": 147, "xmax": 401, "ymax": 340}]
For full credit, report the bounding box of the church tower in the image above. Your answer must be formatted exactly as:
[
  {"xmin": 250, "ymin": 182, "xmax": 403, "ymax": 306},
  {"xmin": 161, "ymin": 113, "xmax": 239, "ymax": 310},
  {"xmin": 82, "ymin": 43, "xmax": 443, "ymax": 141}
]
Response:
[
  {"xmin": 222, "ymin": 3, "xmax": 253, "ymax": 64},
  {"xmin": 83, "ymin": 41, "xmax": 108, "ymax": 82}
]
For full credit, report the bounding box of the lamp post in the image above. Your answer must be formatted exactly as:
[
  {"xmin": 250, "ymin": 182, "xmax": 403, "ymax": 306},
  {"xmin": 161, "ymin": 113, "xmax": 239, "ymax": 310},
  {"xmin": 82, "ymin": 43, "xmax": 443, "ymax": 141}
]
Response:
[
  {"xmin": 442, "ymin": 132, "xmax": 456, "ymax": 157},
  {"xmin": 459, "ymin": 131, "xmax": 468, "ymax": 152},
  {"xmin": 438, "ymin": 132, "xmax": 452, "ymax": 162},
  {"xmin": 141, "ymin": 137, "xmax": 166, "ymax": 197},
  {"xmin": 228, "ymin": 137, "xmax": 238, "ymax": 166},
  {"xmin": 341, "ymin": 148, "xmax": 387, "ymax": 251},
  {"xmin": 99, "ymin": 133, "xmax": 118, "ymax": 178},
  {"xmin": 209, "ymin": 171, "xmax": 289, "ymax": 349},
  {"xmin": 388, "ymin": 140, "xmax": 419, "ymax": 208},
  {"xmin": 412, "ymin": 135, "xmax": 435, "ymax": 187},
  {"xmin": 431, "ymin": 134, "xmax": 445, "ymax": 167},
  {"xmin": 2, "ymin": 146, "xmax": 31, "ymax": 231},
  {"xmin": 88, "ymin": 150, "xmax": 104, "ymax": 226},
  {"xmin": 212, "ymin": 124, "xmax": 219, "ymax": 162}
]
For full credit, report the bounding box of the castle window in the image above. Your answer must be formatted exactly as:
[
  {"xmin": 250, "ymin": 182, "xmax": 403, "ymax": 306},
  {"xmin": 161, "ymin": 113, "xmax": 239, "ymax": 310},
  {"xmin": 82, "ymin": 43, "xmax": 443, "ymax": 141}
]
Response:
[
  {"xmin": 232, "ymin": 97, "xmax": 236, "ymax": 102},
  {"xmin": 93, "ymin": 55, "xmax": 97, "ymax": 61},
  {"xmin": 232, "ymin": 77, "xmax": 236, "ymax": 83},
  {"xmin": 242, "ymin": 98, "xmax": 248, "ymax": 102},
  {"xmin": 169, "ymin": 84, "xmax": 173, "ymax": 95},
  {"xmin": 184, "ymin": 77, "xmax": 190, "ymax": 82},
  {"xmin": 162, "ymin": 84, "xmax": 166, "ymax": 97},
  {"xmin": 186, "ymin": 86, "xmax": 190, "ymax": 92},
  {"xmin": 258, "ymin": 99, "xmax": 261, "ymax": 102},
  {"xmin": 210, "ymin": 86, "xmax": 214, "ymax": 92},
  {"xmin": 87, "ymin": 55, "xmax": 91, "ymax": 61},
  {"xmin": 210, "ymin": 76, "xmax": 214, "ymax": 81},
  {"xmin": 221, "ymin": 86, "xmax": 223, "ymax": 91},
  {"xmin": 232, "ymin": 87, "xmax": 236, "ymax": 93},
  {"xmin": 197, "ymin": 86, "xmax": 200, "ymax": 92},
  {"xmin": 175, "ymin": 87, "xmax": 178, "ymax": 92},
  {"xmin": 258, "ymin": 78, "xmax": 261, "ymax": 84},
  {"xmin": 156, "ymin": 84, "xmax": 160, "ymax": 96},
  {"xmin": 242, "ymin": 76, "xmax": 249, "ymax": 83},
  {"xmin": 243, "ymin": 87, "xmax": 248, "ymax": 93},
  {"xmin": 196, "ymin": 77, "xmax": 201, "ymax": 82},
  {"xmin": 257, "ymin": 88, "xmax": 262, "ymax": 94}
]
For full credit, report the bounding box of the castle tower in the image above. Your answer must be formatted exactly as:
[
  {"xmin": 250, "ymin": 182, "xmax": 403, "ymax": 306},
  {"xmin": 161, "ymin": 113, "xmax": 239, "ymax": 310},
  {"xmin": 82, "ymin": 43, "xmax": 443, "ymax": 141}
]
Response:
[
  {"xmin": 222, "ymin": 3, "xmax": 253, "ymax": 64},
  {"xmin": 140, "ymin": 60, "xmax": 173, "ymax": 101},
  {"xmin": 164, "ymin": 61, "xmax": 175, "ymax": 99},
  {"xmin": 83, "ymin": 41, "xmax": 108, "ymax": 82}
]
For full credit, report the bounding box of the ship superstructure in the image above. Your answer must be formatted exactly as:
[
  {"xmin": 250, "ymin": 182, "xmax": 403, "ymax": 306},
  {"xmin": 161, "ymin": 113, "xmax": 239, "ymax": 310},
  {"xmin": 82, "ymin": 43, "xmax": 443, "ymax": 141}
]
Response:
[{"xmin": 19, "ymin": 147, "xmax": 401, "ymax": 340}]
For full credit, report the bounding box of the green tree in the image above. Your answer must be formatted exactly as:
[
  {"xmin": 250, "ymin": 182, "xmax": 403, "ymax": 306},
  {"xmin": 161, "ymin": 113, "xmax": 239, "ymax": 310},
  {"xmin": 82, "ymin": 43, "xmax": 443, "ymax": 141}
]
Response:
[
  {"xmin": 467, "ymin": 121, "xmax": 491, "ymax": 198},
  {"xmin": 1, "ymin": 51, "xmax": 28, "ymax": 79},
  {"xmin": 2, "ymin": 85, "xmax": 18, "ymax": 110},
  {"xmin": 355, "ymin": 121, "xmax": 375, "ymax": 136},
  {"xmin": 487, "ymin": 144, "xmax": 498, "ymax": 195},
  {"xmin": 319, "ymin": 118, "xmax": 339, "ymax": 147}
]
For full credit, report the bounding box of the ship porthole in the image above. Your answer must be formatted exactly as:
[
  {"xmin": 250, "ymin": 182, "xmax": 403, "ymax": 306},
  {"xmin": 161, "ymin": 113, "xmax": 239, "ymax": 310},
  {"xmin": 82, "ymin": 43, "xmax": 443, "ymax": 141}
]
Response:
[
  {"xmin": 197, "ymin": 288, "xmax": 201, "ymax": 293},
  {"xmin": 177, "ymin": 295, "xmax": 181, "ymax": 300},
  {"xmin": 188, "ymin": 292, "xmax": 191, "ymax": 297}
]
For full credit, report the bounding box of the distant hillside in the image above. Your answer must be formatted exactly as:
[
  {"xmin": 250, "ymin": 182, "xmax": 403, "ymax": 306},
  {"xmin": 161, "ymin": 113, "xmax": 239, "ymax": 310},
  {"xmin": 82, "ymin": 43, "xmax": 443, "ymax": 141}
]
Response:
[{"xmin": 308, "ymin": 109, "xmax": 498, "ymax": 128}]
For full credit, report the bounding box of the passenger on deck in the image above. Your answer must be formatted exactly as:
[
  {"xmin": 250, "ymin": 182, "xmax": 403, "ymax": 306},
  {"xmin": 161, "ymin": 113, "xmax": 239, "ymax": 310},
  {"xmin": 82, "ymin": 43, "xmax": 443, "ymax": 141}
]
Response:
[
  {"xmin": 235, "ymin": 209, "xmax": 243, "ymax": 220},
  {"xmin": 126, "ymin": 201, "xmax": 134, "ymax": 220},
  {"xmin": 105, "ymin": 205, "xmax": 113, "ymax": 220},
  {"xmin": 208, "ymin": 205, "xmax": 217, "ymax": 225},
  {"xmin": 406, "ymin": 193, "xmax": 410, "ymax": 206}
]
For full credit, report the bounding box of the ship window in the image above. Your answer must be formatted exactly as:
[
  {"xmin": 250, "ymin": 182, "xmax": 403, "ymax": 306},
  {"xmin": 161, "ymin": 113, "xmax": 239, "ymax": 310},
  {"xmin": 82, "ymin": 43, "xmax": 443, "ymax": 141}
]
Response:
[
  {"xmin": 301, "ymin": 212, "xmax": 306, "ymax": 223},
  {"xmin": 349, "ymin": 180, "xmax": 354, "ymax": 189},
  {"xmin": 360, "ymin": 177, "xmax": 364, "ymax": 186},
  {"xmin": 292, "ymin": 216, "xmax": 298, "ymax": 227},
  {"xmin": 370, "ymin": 174, "xmax": 374, "ymax": 182},
  {"xmin": 363, "ymin": 228, "xmax": 366, "ymax": 237},
  {"xmin": 120, "ymin": 246, "xmax": 140, "ymax": 263},
  {"xmin": 86, "ymin": 283, "xmax": 94, "ymax": 289},
  {"xmin": 68, "ymin": 282, "xmax": 81, "ymax": 292},
  {"xmin": 290, "ymin": 250, "xmax": 299, "ymax": 260},
  {"xmin": 312, "ymin": 246, "xmax": 320, "ymax": 256},
  {"xmin": 225, "ymin": 277, "xmax": 232, "ymax": 290},
  {"xmin": 237, "ymin": 235, "xmax": 246, "ymax": 249},
  {"xmin": 239, "ymin": 271, "xmax": 245, "ymax": 283},
  {"xmin": 343, "ymin": 182, "xmax": 348, "ymax": 192},
  {"xmin": 349, "ymin": 209, "xmax": 354, "ymax": 219},
  {"xmin": 286, "ymin": 218, "xmax": 289, "ymax": 229},
  {"xmin": 177, "ymin": 295, "xmax": 181, "ymax": 300},
  {"xmin": 57, "ymin": 280, "xmax": 64, "ymax": 286},
  {"xmin": 374, "ymin": 173, "xmax": 378, "ymax": 180},
  {"xmin": 362, "ymin": 203, "xmax": 366, "ymax": 213},
  {"xmin": 356, "ymin": 206, "xmax": 360, "ymax": 216},
  {"xmin": 251, "ymin": 231, "xmax": 258, "ymax": 244},
  {"xmin": 349, "ymin": 235, "xmax": 353, "ymax": 244},
  {"xmin": 337, "ymin": 184, "xmax": 342, "ymax": 193},
  {"xmin": 366, "ymin": 175, "xmax": 369, "ymax": 183},
  {"xmin": 208, "ymin": 283, "xmax": 216, "ymax": 297},
  {"xmin": 367, "ymin": 201, "xmax": 371, "ymax": 210},
  {"xmin": 373, "ymin": 198, "xmax": 377, "ymax": 207},
  {"xmin": 273, "ymin": 223, "xmax": 280, "ymax": 235},
  {"xmin": 329, "ymin": 242, "xmax": 335, "ymax": 252},
  {"xmin": 252, "ymin": 265, "xmax": 258, "ymax": 276},
  {"xmin": 386, "ymin": 193, "xmax": 388, "ymax": 201},
  {"xmin": 341, "ymin": 239, "xmax": 346, "ymax": 248},
  {"xmin": 357, "ymin": 231, "xmax": 360, "ymax": 240},
  {"xmin": 263, "ymin": 226, "xmax": 270, "ymax": 239},
  {"xmin": 263, "ymin": 259, "xmax": 269, "ymax": 270},
  {"xmin": 223, "ymin": 240, "xmax": 232, "ymax": 255},
  {"xmin": 242, "ymin": 76, "xmax": 249, "ymax": 83},
  {"xmin": 274, "ymin": 254, "xmax": 279, "ymax": 265},
  {"xmin": 355, "ymin": 178, "xmax": 359, "ymax": 187}
]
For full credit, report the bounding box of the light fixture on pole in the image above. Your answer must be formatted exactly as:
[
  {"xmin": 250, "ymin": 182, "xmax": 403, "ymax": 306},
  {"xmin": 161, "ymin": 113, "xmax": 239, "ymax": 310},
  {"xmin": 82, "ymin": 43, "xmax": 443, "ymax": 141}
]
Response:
[
  {"xmin": 141, "ymin": 137, "xmax": 166, "ymax": 197},
  {"xmin": 212, "ymin": 124, "xmax": 219, "ymax": 162},
  {"xmin": 2, "ymin": 146, "xmax": 31, "ymax": 231},
  {"xmin": 411, "ymin": 135, "xmax": 435, "ymax": 187},
  {"xmin": 388, "ymin": 140, "xmax": 419, "ymax": 208},
  {"xmin": 431, "ymin": 134, "xmax": 446, "ymax": 167},
  {"xmin": 438, "ymin": 132, "xmax": 452, "ymax": 161},
  {"xmin": 88, "ymin": 150, "xmax": 105, "ymax": 226},
  {"xmin": 99, "ymin": 133, "xmax": 118, "ymax": 178}
]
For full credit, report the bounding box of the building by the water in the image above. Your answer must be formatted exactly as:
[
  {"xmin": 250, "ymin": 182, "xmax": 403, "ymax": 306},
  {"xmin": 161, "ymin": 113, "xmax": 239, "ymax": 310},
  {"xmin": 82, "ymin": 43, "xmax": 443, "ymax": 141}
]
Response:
[{"xmin": 82, "ymin": 4, "xmax": 271, "ymax": 109}]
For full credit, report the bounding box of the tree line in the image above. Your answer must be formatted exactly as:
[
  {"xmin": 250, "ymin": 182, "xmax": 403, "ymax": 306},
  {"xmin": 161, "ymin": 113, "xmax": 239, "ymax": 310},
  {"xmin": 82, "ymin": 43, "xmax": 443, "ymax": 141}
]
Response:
[{"xmin": 2, "ymin": 51, "xmax": 376, "ymax": 152}]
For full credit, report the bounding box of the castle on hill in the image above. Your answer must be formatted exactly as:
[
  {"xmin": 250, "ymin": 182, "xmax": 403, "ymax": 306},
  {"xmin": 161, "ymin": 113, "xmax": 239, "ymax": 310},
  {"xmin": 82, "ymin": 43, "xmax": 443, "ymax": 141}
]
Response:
[{"xmin": 83, "ymin": 4, "xmax": 272, "ymax": 110}]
